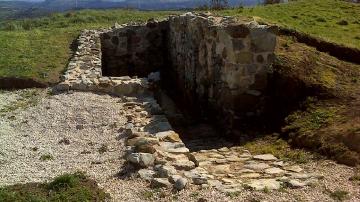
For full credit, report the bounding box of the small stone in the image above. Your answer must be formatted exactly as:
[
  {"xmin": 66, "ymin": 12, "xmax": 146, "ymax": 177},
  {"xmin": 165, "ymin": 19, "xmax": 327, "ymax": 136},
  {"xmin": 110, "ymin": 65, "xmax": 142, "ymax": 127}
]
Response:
[
  {"xmin": 245, "ymin": 179, "xmax": 281, "ymax": 191},
  {"xmin": 127, "ymin": 153, "xmax": 155, "ymax": 167},
  {"xmin": 288, "ymin": 179, "xmax": 306, "ymax": 188},
  {"xmin": 159, "ymin": 142, "xmax": 189, "ymax": 154},
  {"xmin": 272, "ymin": 161, "xmax": 285, "ymax": 167},
  {"xmin": 155, "ymin": 165, "xmax": 177, "ymax": 178},
  {"xmin": 244, "ymin": 162, "xmax": 270, "ymax": 171},
  {"xmin": 126, "ymin": 137, "xmax": 159, "ymax": 147},
  {"xmin": 226, "ymin": 157, "xmax": 244, "ymax": 162},
  {"xmin": 174, "ymin": 177, "xmax": 188, "ymax": 190},
  {"xmin": 284, "ymin": 165, "xmax": 303, "ymax": 173},
  {"xmin": 140, "ymin": 111, "xmax": 148, "ymax": 117},
  {"xmin": 253, "ymin": 154, "xmax": 278, "ymax": 161},
  {"xmin": 221, "ymin": 178, "xmax": 236, "ymax": 184},
  {"xmin": 289, "ymin": 173, "xmax": 311, "ymax": 179},
  {"xmin": 239, "ymin": 169, "xmax": 255, "ymax": 173},
  {"xmin": 151, "ymin": 178, "xmax": 171, "ymax": 188},
  {"xmin": 218, "ymin": 147, "xmax": 230, "ymax": 152},
  {"xmin": 208, "ymin": 179, "xmax": 222, "ymax": 188},
  {"xmin": 127, "ymin": 153, "xmax": 140, "ymax": 164},
  {"xmin": 139, "ymin": 153, "xmax": 155, "ymax": 167},
  {"xmin": 215, "ymin": 159, "xmax": 228, "ymax": 164},
  {"xmin": 135, "ymin": 144, "xmax": 156, "ymax": 154},
  {"xmin": 155, "ymin": 131, "xmax": 182, "ymax": 142},
  {"xmin": 138, "ymin": 169, "xmax": 156, "ymax": 181},
  {"xmin": 240, "ymin": 173, "xmax": 261, "ymax": 178},
  {"xmin": 209, "ymin": 164, "xmax": 231, "ymax": 174},
  {"xmin": 265, "ymin": 167, "xmax": 285, "ymax": 175},
  {"xmin": 209, "ymin": 153, "xmax": 225, "ymax": 159},
  {"xmin": 173, "ymin": 160, "xmax": 196, "ymax": 171},
  {"xmin": 192, "ymin": 175, "xmax": 208, "ymax": 185},
  {"xmin": 169, "ymin": 175, "xmax": 182, "ymax": 183}
]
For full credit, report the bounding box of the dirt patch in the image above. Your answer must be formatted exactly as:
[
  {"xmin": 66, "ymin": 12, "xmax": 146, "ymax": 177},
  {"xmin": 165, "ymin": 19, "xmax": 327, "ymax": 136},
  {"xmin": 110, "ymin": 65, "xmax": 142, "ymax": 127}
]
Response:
[{"xmin": 0, "ymin": 77, "xmax": 47, "ymax": 89}]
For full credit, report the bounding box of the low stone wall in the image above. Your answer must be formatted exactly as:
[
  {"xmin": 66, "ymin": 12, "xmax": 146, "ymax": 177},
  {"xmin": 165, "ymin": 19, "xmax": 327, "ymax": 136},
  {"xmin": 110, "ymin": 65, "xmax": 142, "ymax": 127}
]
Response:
[
  {"xmin": 165, "ymin": 13, "xmax": 277, "ymax": 133},
  {"xmin": 55, "ymin": 29, "xmax": 149, "ymax": 96}
]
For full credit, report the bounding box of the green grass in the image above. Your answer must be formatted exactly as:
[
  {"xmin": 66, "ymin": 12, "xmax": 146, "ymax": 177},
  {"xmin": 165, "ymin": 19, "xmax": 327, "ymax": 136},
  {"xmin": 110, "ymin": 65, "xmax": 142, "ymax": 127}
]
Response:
[
  {"xmin": 243, "ymin": 135, "xmax": 314, "ymax": 164},
  {"xmin": 219, "ymin": 0, "xmax": 360, "ymax": 49},
  {"xmin": 328, "ymin": 190, "xmax": 349, "ymax": 201},
  {"xmin": 0, "ymin": 172, "xmax": 110, "ymax": 202},
  {"xmin": 0, "ymin": 9, "xmax": 178, "ymax": 84},
  {"xmin": 40, "ymin": 154, "xmax": 54, "ymax": 161}
]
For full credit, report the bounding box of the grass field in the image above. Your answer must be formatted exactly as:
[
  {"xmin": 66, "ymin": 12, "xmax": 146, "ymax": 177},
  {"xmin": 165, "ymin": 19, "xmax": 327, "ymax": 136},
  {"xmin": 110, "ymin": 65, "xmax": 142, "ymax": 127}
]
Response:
[
  {"xmin": 0, "ymin": 0, "xmax": 359, "ymax": 84},
  {"xmin": 219, "ymin": 0, "xmax": 360, "ymax": 48},
  {"xmin": 0, "ymin": 10, "xmax": 178, "ymax": 84}
]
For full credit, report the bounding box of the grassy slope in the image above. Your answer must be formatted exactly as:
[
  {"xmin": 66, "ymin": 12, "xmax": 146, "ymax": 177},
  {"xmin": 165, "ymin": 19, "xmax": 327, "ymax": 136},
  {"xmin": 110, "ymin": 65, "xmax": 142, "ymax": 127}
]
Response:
[
  {"xmin": 0, "ymin": 10, "xmax": 178, "ymax": 84},
  {"xmin": 275, "ymin": 35, "xmax": 360, "ymax": 166},
  {"xmin": 219, "ymin": 0, "xmax": 360, "ymax": 49}
]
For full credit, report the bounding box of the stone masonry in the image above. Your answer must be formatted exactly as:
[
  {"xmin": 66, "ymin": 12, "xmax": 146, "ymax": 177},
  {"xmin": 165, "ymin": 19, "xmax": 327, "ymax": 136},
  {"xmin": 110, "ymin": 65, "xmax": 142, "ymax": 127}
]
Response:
[
  {"xmin": 166, "ymin": 13, "xmax": 277, "ymax": 133},
  {"xmin": 54, "ymin": 13, "xmax": 320, "ymax": 192}
]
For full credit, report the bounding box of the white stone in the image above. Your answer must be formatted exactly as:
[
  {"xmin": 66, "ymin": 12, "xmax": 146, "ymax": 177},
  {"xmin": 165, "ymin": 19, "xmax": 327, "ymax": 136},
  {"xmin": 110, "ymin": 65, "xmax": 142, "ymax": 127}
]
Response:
[
  {"xmin": 244, "ymin": 162, "xmax": 270, "ymax": 171},
  {"xmin": 253, "ymin": 154, "xmax": 278, "ymax": 161},
  {"xmin": 288, "ymin": 179, "xmax": 306, "ymax": 188},
  {"xmin": 264, "ymin": 167, "xmax": 285, "ymax": 175},
  {"xmin": 173, "ymin": 160, "xmax": 196, "ymax": 171},
  {"xmin": 155, "ymin": 165, "xmax": 177, "ymax": 178},
  {"xmin": 138, "ymin": 169, "xmax": 156, "ymax": 181},
  {"xmin": 240, "ymin": 173, "xmax": 261, "ymax": 178},
  {"xmin": 151, "ymin": 178, "xmax": 171, "ymax": 188},
  {"xmin": 284, "ymin": 165, "xmax": 303, "ymax": 173},
  {"xmin": 245, "ymin": 179, "xmax": 281, "ymax": 191}
]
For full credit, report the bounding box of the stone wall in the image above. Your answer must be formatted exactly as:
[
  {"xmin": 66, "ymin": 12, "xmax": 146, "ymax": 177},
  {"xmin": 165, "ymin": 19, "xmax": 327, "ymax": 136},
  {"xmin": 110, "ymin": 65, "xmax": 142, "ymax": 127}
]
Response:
[
  {"xmin": 57, "ymin": 12, "xmax": 277, "ymax": 134},
  {"xmin": 101, "ymin": 20, "xmax": 168, "ymax": 77},
  {"xmin": 165, "ymin": 13, "xmax": 277, "ymax": 132}
]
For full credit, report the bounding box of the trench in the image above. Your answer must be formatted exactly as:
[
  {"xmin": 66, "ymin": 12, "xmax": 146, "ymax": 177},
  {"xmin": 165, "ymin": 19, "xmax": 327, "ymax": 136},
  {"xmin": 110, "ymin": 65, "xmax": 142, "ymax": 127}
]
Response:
[{"xmin": 99, "ymin": 30, "xmax": 316, "ymax": 153}]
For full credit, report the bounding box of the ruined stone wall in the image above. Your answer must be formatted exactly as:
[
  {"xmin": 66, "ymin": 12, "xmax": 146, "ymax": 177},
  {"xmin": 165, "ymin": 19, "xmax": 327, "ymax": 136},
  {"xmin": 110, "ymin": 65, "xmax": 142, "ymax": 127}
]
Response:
[
  {"xmin": 165, "ymin": 13, "xmax": 277, "ymax": 132},
  {"xmin": 58, "ymin": 13, "xmax": 277, "ymax": 134},
  {"xmin": 100, "ymin": 20, "xmax": 168, "ymax": 77}
]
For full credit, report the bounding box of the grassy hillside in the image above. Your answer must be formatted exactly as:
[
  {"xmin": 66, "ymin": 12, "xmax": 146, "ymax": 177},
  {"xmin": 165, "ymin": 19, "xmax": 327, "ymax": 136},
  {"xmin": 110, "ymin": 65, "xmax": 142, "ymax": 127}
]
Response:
[
  {"xmin": 0, "ymin": 9, "xmax": 178, "ymax": 84},
  {"xmin": 0, "ymin": 0, "xmax": 359, "ymax": 84},
  {"xmin": 219, "ymin": 0, "xmax": 360, "ymax": 49}
]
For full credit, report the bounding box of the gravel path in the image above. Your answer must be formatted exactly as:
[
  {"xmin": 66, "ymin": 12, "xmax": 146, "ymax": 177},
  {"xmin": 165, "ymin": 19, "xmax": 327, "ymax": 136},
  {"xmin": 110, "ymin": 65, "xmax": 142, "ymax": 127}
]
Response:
[{"xmin": 0, "ymin": 89, "xmax": 359, "ymax": 201}]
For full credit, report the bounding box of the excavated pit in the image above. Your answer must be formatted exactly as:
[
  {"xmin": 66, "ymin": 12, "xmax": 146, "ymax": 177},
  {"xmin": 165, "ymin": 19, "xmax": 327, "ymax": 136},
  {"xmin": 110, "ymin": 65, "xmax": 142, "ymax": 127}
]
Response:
[{"xmin": 97, "ymin": 14, "xmax": 307, "ymax": 151}]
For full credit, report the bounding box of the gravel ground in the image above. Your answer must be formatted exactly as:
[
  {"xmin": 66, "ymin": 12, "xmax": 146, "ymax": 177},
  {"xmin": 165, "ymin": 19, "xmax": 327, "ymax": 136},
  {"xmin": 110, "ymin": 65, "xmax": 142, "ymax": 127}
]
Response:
[{"xmin": 0, "ymin": 89, "xmax": 359, "ymax": 202}]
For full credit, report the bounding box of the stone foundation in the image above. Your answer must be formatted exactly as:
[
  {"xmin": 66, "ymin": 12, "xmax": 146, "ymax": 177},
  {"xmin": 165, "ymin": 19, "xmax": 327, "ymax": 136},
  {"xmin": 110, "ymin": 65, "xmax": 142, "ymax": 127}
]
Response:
[{"xmin": 51, "ymin": 13, "xmax": 322, "ymax": 193}]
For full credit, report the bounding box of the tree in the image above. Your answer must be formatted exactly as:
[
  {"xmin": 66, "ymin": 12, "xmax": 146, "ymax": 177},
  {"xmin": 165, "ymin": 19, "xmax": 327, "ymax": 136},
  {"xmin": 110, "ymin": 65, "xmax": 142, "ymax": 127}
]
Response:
[{"xmin": 209, "ymin": 0, "xmax": 228, "ymax": 10}]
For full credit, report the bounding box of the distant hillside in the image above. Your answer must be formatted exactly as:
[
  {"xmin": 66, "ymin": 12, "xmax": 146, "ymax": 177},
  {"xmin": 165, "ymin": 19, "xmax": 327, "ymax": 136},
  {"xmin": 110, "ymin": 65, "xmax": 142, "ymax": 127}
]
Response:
[{"xmin": 1, "ymin": 0, "xmax": 265, "ymax": 19}]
